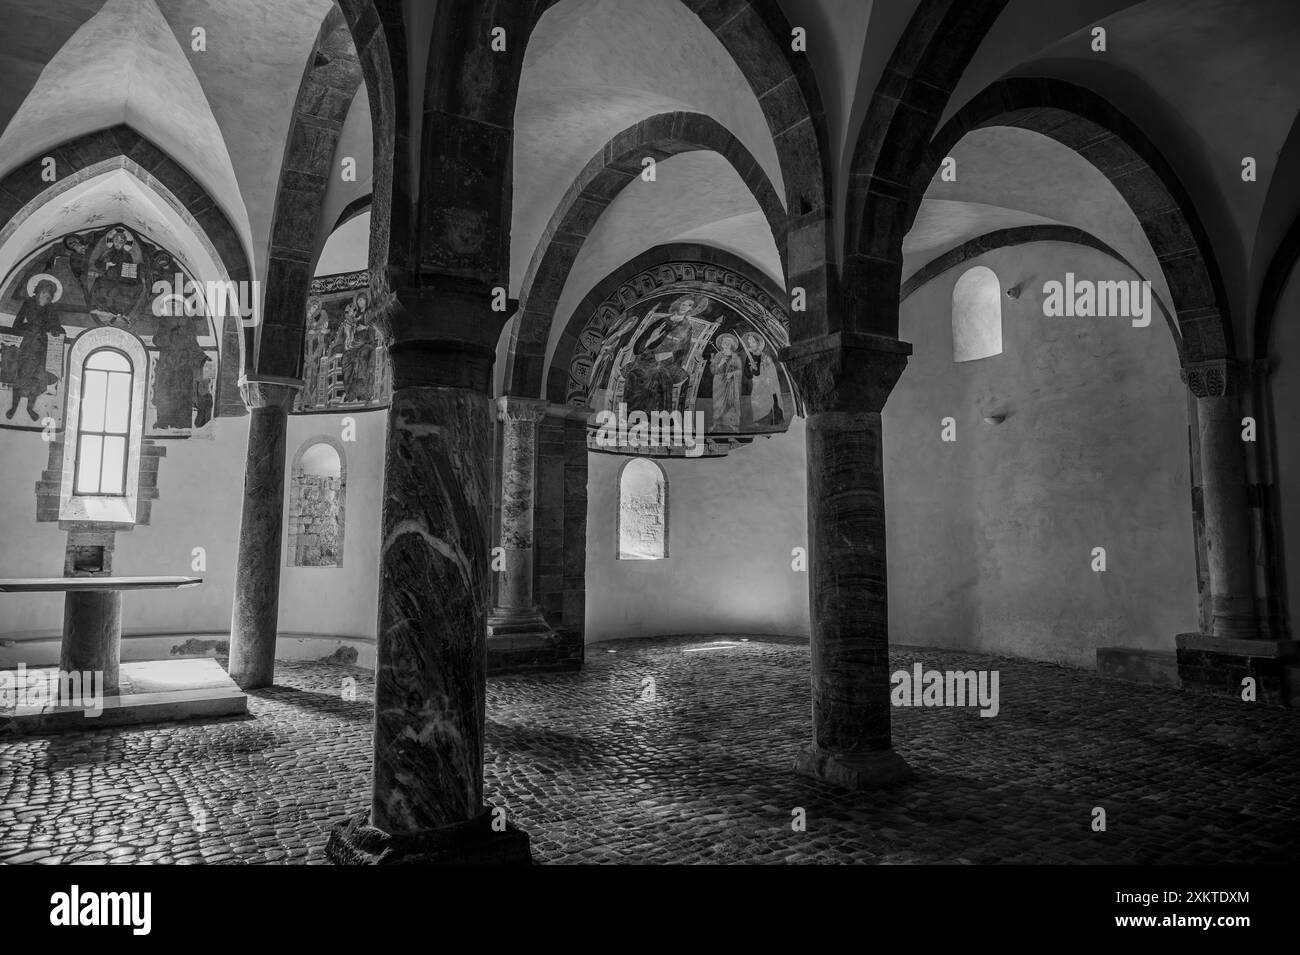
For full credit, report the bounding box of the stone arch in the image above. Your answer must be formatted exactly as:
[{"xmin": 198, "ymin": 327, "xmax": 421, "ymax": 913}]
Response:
[
  {"xmin": 841, "ymin": 0, "xmax": 1010, "ymax": 336},
  {"xmin": 329, "ymin": 194, "xmax": 374, "ymax": 239},
  {"xmin": 918, "ymin": 78, "xmax": 1234, "ymax": 363},
  {"xmin": 422, "ymin": 0, "xmax": 831, "ymax": 328},
  {"xmin": 330, "ymin": 0, "xmax": 408, "ymax": 324},
  {"xmin": 546, "ymin": 242, "xmax": 790, "ymax": 407},
  {"xmin": 287, "ymin": 434, "xmax": 348, "ymax": 568},
  {"xmin": 259, "ymin": 6, "xmax": 366, "ymax": 380},
  {"xmin": 506, "ymin": 112, "xmax": 787, "ymax": 397},
  {"xmin": 0, "ymin": 126, "xmax": 253, "ymax": 417}
]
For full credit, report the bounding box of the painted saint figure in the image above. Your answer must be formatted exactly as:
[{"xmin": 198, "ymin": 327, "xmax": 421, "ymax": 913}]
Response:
[
  {"xmin": 301, "ymin": 298, "xmax": 330, "ymax": 408},
  {"xmin": 4, "ymin": 279, "xmax": 64, "ymax": 422},
  {"xmin": 89, "ymin": 227, "xmax": 143, "ymax": 323},
  {"xmin": 741, "ymin": 330, "xmax": 782, "ymax": 427},
  {"xmin": 152, "ymin": 313, "xmax": 209, "ymax": 429},
  {"xmin": 621, "ymin": 294, "xmax": 703, "ymax": 414},
  {"xmin": 709, "ymin": 332, "xmax": 743, "ymax": 432}
]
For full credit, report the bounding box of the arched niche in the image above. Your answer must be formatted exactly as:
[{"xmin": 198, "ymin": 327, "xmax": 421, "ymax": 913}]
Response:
[
  {"xmin": 287, "ymin": 435, "xmax": 347, "ymax": 568},
  {"xmin": 617, "ymin": 457, "xmax": 667, "ymax": 560}
]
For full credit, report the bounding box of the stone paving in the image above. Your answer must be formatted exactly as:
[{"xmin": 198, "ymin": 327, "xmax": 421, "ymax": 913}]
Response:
[{"xmin": 2, "ymin": 634, "xmax": 1298, "ymax": 865}]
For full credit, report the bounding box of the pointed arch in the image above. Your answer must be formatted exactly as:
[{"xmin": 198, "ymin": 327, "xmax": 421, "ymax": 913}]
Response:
[
  {"xmin": 0, "ymin": 0, "xmax": 252, "ymax": 262},
  {"xmin": 0, "ymin": 126, "xmax": 254, "ymax": 416}
]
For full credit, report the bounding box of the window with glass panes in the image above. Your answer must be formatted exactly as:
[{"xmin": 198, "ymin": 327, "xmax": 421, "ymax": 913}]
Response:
[{"xmin": 74, "ymin": 349, "xmax": 133, "ymax": 496}]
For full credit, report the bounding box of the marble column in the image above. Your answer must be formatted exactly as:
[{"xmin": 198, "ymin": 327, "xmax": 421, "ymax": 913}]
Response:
[
  {"xmin": 783, "ymin": 332, "xmax": 913, "ymax": 787},
  {"xmin": 327, "ymin": 335, "xmax": 531, "ymax": 864},
  {"xmin": 228, "ymin": 376, "xmax": 300, "ymax": 690},
  {"xmin": 488, "ymin": 396, "xmax": 551, "ymax": 638}
]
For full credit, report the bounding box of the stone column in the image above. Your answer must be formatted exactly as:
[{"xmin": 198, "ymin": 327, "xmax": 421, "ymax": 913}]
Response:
[
  {"xmin": 1182, "ymin": 360, "xmax": 1257, "ymax": 638},
  {"xmin": 1177, "ymin": 359, "xmax": 1298, "ymax": 705},
  {"xmin": 61, "ymin": 591, "xmax": 123, "ymax": 694},
  {"xmin": 488, "ymin": 395, "xmax": 550, "ymax": 635},
  {"xmin": 327, "ymin": 317, "xmax": 531, "ymax": 864},
  {"xmin": 782, "ymin": 332, "xmax": 913, "ymax": 787},
  {"xmin": 227, "ymin": 376, "xmax": 300, "ymax": 690}
]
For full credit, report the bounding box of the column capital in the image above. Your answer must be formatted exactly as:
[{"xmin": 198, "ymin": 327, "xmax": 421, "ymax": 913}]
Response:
[
  {"xmin": 1180, "ymin": 358, "xmax": 1242, "ymax": 398},
  {"xmin": 496, "ymin": 395, "xmax": 548, "ymax": 424},
  {"xmin": 239, "ymin": 374, "xmax": 302, "ymax": 411},
  {"xmin": 384, "ymin": 281, "xmax": 513, "ymax": 394},
  {"xmin": 779, "ymin": 331, "xmax": 912, "ymax": 414}
]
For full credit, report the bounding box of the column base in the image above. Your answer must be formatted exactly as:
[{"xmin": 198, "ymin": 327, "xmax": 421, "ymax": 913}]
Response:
[
  {"xmin": 793, "ymin": 744, "xmax": 913, "ymax": 789},
  {"xmin": 1175, "ymin": 632, "xmax": 1299, "ymax": 707},
  {"xmin": 326, "ymin": 809, "xmax": 532, "ymax": 865},
  {"xmin": 486, "ymin": 625, "xmax": 583, "ymax": 675}
]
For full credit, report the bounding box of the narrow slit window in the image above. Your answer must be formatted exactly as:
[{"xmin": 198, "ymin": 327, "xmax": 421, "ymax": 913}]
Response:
[
  {"xmin": 75, "ymin": 348, "xmax": 133, "ymax": 496},
  {"xmin": 952, "ymin": 265, "xmax": 1003, "ymax": 362}
]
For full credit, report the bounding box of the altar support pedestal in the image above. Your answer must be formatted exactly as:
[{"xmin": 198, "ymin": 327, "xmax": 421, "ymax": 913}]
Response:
[{"xmin": 60, "ymin": 591, "xmax": 123, "ymax": 694}]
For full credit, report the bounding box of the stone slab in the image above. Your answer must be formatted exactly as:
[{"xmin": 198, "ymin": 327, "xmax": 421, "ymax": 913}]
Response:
[
  {"xmin": 3, "ymin": 658, "xmax": 246, "ymax": 733},
  {"xmin": 0, "ymin": 576, "xmax": 202, "ymax": 593}
]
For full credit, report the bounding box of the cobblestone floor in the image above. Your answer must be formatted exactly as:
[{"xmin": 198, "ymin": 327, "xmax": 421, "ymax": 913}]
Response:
[{"xmin": 2, "ymin": 635, "xmax": 1298, "ymax": 865}]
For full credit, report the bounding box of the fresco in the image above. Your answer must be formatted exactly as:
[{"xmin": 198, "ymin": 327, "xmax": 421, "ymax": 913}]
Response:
[
  {"xmin": 575, "ymin": 262, "xmax": 797, "ymax": 455},
  {"xmin": 296, "ymin": 271, "xmax": 391, "ymax": 412},
  {"xmin": 0, "ymin": 224, "xmax": 219, "ymax": 435}
]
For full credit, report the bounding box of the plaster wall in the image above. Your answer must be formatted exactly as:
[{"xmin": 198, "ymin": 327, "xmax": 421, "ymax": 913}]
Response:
[
  {"xmin": 0, "ymin": 417, "xmax": 249, "ymax": 650},
  {"xmin": 887, "ymin": 242, "xmax": 1198, "ymax": 665},
  {"xmin": 277, "ymin": 409, "xmax": 384, "ymax": 641},
  {"xmin": 0, "ymin": 406, "xmax": 386, "ymax": 661},
  {"xmin": 584, "ymin": 417, "xmax": 809, "ymax": 641}
]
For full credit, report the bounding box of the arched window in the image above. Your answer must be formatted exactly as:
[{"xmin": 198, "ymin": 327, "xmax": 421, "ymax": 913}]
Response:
[
  {"xmin": 288, "ymin": 437, "xmax": 346, "ymax": 567},
  {"xmin": 952, "ymin": 265, "xmax": 1003, "ymax": 362},
  {"xmin": 58, "ymin": 326, "xmax": 148, "ymax": 524},
  {"xmin": 618, "ymin": 457, "xmax": 667, "ymax": 560},
  {"xmin": 74, "ymin": 348, "xmax": 133, "ymax": 495}
]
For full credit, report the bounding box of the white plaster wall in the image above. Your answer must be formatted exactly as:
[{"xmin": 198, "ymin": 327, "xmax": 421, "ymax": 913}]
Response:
[
  {"xmin": 887, "ymin": 242, "xmax": 1199, "ymax": 666},
  {"xmin": 0, "ymin": 417, "xmax": 249, "ymax": 647},
  {"xmin": 585, "ymin": 418, "xmax": 809, "ymax": 641},
  {"xmin": 277, "ymin": 409, "xmax": 385, "ymax": 640},
  {"xmin": 914, "ymin": 128, "xmax": 1172, "ymax": 311},
  {"xmin": 0, "ymin": 406, "xmax": 386, "ymax": 658},
  {"xmin": 0, "ymin": 429, "xmax": 77, "ymax": 639}
]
